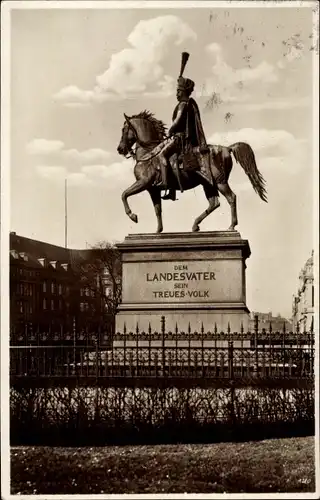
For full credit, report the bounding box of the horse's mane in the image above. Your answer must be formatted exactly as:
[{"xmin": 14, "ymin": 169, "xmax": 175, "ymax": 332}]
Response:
[{"xmin": 132, "ymin": 110, "xmax": 167, "ymax": 140}]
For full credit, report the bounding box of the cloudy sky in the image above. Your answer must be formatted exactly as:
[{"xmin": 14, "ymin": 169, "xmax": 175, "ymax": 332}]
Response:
[{"xmin": 9, "ymin": 3, "xmax": 317, "ymax": 318}]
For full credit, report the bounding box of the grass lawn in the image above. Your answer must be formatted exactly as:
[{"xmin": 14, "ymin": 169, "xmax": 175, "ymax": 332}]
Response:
[{"xmin": 10, "ymin": 436, "xmax": 315, "ymax": 494}]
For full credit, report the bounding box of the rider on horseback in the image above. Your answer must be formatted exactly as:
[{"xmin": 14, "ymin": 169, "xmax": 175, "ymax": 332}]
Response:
[{"xmin": 158, "ymin": 52, "xmax": 210, "ymax": 201}]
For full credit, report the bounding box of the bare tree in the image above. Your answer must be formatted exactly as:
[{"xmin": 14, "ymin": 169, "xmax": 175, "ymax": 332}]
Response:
[{"xmin": 71, "ymin": 241, "xmax": 122, "ymax": 327}]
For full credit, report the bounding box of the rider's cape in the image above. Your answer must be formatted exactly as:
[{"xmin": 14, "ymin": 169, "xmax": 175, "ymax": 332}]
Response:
[{"xmin": 177, "ymin": 97, "xmax": 207, "ymax": 149}]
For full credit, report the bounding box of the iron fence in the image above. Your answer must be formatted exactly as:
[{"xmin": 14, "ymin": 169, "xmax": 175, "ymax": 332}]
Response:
[{"xmin": 10, "ymin": 317, "xmax": 314, "ymax": 389}]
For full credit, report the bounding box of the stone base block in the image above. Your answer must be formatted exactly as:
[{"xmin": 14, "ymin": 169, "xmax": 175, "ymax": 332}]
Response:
[{"xmin": 115, "ymin": 231, "xmax": 251, "ymax": 334}]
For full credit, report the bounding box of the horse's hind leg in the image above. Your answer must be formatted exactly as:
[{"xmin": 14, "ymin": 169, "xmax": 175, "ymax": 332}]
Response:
[
  {"xmin": 217, "ymin": 182, "xmax": 238, "ymax": 230},
  {"xmin": 192, "ymin": 183, "xmax": 220, "ymax": 232},
  {"xmin": 148, "ymin": 187, "xmax": 163, "ymax": 233},
  {"xmin": 122, "ymin": 180, "xmax": 148, "ymax": 223}
]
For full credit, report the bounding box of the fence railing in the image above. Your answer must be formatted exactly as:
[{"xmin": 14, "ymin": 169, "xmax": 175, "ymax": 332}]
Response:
[{"xmin": 10, "ymin": 317, "xmax": 315, "ymax": 388}]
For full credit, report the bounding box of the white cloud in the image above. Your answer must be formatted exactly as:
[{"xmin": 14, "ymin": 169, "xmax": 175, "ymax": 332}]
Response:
[
  {"xmin": 206, "ymin": 43, "xmax": 222, "ymax": 55},
  {"xmin": 53, "ymin": 85, "xmax": 93, "ymax": 103},
  {"xmin": 28, "ymin": 138, "xmax": 113, "ymax": 165},
  {"xmin": 53, "ymin": 85, "xmax": 120, "ymax": 105},
  {"xmin": 208, "ymin": 128, "xmax": 298, "ymax": 155},
  {"xmin": 81, "ymin": 164, "xmax": 109, "ymax": 177},
  {"xmin": 35, "ymin": 165, "xmax": 93, "ymax": 187},
  {"xmin": 54, "ymin": 16, "xmax": 196, "ymax": 105},
  {"xmin": 96, "ymin": 16, "xmax": 195, "ymax": 95},
  {"xmin": 144, "ymin": 75, "xmax": 175, "ymax": 98},
  {"xmin": 201, "ymin": 43, "xmax": 278, "ymax": 102},
  {"xmin": 67, "ymin": 172, "xmax": 92, "ymax": 186},
  {"xmin": 30, "ymin": 138, "xmax": 127, "ymax": 186},
  {"xmin": 82, "ymin": 160, "xmax": 135, "ymax": 187},
  {"xmin": 277, "ymin": 47, "xmax": 303, "ymax": 70},
  {"xmin": 235, "ymin": 96, "xmax": 311, "ymax": 111},
  {"xmin": 62, "ymin": 148, "xmax": 112, "ymax": 164},
  {"xmin": 36, "ymin": 165, "xmax": 67, "ymax": 181},
  {"xmin": 27, "ymin": 139, "xmax": 64, "ymax": 155}
]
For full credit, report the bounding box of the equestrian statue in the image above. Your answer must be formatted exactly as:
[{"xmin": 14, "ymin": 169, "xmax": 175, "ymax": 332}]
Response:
[{"xmin": 117, "ymin": 52, "xmax": 267, "ymax": 233}]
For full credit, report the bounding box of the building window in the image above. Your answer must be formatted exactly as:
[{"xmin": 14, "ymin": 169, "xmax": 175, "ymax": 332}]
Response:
[
  {"xmin": 58, "ymin": 284, "xmax": 62, "ymax": 295},
  {"xmin": 80, "ymin": 288, "xmax": 84, "ymax": 296},
  {"xmin": 59, "ymin": 299, "xmax": 62, "ymax": 310},
  {"xmin": 80, "ymin": 302, "xmax": 90, "ymax": 311},
  {"xmin": 43, "ymin": 298, "xmax": 47, "ymax": 310},
  {"xmin": 85, "ymin": 287, "xmax": 90, "ymax": 296},
  {"xmin": 51, "ymin": 283, "xmax": 55, "ymax": 294},
  {"xmin": 51, "ymin": 300, "xmax": 54, "ymax": 310},
  {"xmin": 43, "ymin": 281, "xmax": 47, "ymax": 293}
]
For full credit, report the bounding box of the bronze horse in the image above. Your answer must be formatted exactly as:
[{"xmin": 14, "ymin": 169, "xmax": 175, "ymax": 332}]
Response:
[{"xmin": 117, "ymin": 111, "xmax": 267, "ymax": 233}]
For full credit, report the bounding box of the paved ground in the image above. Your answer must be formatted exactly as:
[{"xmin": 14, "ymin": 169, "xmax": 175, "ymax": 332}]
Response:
[{"xmin": 10, "ymin": 436, "xmax": 315, "ymax": 494}]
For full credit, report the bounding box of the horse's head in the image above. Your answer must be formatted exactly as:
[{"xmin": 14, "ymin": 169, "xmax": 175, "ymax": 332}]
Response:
[
  {"xmin": 117, "ymin": 114, "xmax": 136, "ymax": 157},
  {"xmin": 117, "ymin": 111, "xmax": 166, "ymax": 157}
]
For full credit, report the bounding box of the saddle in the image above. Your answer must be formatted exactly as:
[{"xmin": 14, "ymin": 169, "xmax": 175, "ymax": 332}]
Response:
[{"xmin": 173, "ymin": 147, "xmax": 216, "ymax": 187}]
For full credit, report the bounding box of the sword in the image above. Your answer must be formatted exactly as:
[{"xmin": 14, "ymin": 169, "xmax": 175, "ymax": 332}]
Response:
[{"xmin": 172, "ymin": 155, "xmax": 184, "ymax": 193}]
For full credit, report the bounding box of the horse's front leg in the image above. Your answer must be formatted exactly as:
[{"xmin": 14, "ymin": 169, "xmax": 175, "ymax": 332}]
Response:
[
  {"xmin": 122, "ymin": 180, "xmax": 148, "ymax": 223},
  {"xmin": 148, "ymin": 187, "xmax": 163, "ymax": 233}
]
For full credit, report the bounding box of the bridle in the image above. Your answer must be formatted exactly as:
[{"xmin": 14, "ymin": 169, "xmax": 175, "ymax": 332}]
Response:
[{"xmin": 123, "ymin": 116, "xmax": 167, "ymax": 161}]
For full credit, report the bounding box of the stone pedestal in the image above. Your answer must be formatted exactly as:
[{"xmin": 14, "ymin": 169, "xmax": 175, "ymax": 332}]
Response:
[{"xmin": 115, "ymin": 231, "xmax": 251, "ymax": 333}]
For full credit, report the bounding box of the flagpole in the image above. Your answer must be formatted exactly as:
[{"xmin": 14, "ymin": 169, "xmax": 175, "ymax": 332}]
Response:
[{"xmin": 64, "ymin": 177, "xmax": 68, "ymax": 248}]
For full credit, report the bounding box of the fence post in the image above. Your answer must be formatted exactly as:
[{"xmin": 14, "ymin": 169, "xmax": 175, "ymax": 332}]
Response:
[
  {"xmin": 136, "ymin": 322, "xmax": 139, "ymax": 377},
  {"xmin": 188, "ymin": 322, "xmax": 191, "ymax": 377},
  {"xmin": 254, "ymin": 314, "xmax": 259, "ymax": 376},
  {"xmin": 175, "ymin": 322, "xmax": 178, "ymax": 377},
  {"xmin": 161, "ymin": 316, "xmax": 165, "ymax": 376},
  {"xmin": 73, "ymin": 317, "xmax": 76, "ymax": 376},
  {"xmin": 110, "ymin": 323, "xmax": 114, "ymax": 377},
  {"xmin": 95, "ymin": 332, "xmax": 99, "ymax": 380},
  {"xmin": 201, "ymin": 322, "xmax": 204, "ymax": 378},
  {"xmin": 282, "ymin": 321, "xmax": 286, "ymax": 377},
  {"xmin": 148, "ymin": 322, "xmax": 152, "ymax": 376},
  {"xmin": 228, "ymin": 339, "xmax": 235, "ymax": 425},
  {"xmin": 228, "ymin": 340, "xmax": 234, "ymax": 379},
  {"xmin": 310, "ymin": 318, "xmax": 314, "ymax": 377},
  {"xmin": 123, "ymin": 326, "xmax": 127, "ymax": 377}
]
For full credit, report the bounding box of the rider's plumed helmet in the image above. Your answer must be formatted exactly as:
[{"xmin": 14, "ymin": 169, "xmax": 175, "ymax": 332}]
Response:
[
  {"xmin": 177, "ymin": 52, "xmax": 194, "ymax": 95},
  {"xmin": 177, "ymin": 76, "xmax": 195, "ymax": 94}
]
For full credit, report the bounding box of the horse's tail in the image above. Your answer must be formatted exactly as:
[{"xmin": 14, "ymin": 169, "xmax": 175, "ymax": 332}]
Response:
[{"xmin": 229, "ymin": 142, "xmax": 268, "ymax": 203}]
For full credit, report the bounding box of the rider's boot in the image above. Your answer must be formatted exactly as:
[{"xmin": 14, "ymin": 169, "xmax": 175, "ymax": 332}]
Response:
[
  {"xmin": 157, "ymin": 160, "xmax": 168, "ymax": 189},
  {"xmin": 162, "ymin": 189, "xmax": 176, "ymax": 201}
]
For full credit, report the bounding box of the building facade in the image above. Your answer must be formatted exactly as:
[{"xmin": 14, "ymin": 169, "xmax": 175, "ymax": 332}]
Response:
[
  {"xmin": 292, "ymin": 251, "xmax": 314, "ymax": 331},
  {"xmin": 10, "ymin": 232, "xmax": 113, "ymax": 333},
  {"xmin": 249, "ymin": 311, "xmax": 293, "ymax": 332}
]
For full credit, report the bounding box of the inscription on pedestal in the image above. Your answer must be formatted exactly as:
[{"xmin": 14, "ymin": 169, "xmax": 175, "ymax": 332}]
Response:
[
  {"xmin": 116, "ymin": 232, "xmax": 251, "ymax": 332},
  {"xmin": 123, "ymin": 259, "xmax": 242, "ymax": 303}
]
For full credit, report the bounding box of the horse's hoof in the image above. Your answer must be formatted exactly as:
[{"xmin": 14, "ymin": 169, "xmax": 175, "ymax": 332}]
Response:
[
  {"xmin": 130, "ymin": 213, "xmax": 138, "ymax": 223},
  {"xmin": 156, "ymin": 227, "xmax": 163, "ymax": 234},
  {"xmin": 192, "ymin": 225, "xmax": 200, "ymax": 232},
  {"xmin": 227, "ymin": 226, "xmax": 236, "ymax": 231}
]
